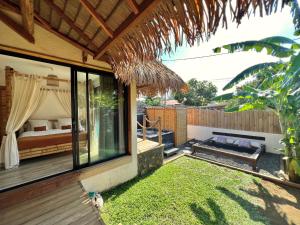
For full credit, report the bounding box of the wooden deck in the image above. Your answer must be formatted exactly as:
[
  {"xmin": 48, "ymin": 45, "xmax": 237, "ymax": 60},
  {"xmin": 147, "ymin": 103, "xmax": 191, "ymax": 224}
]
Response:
[
  {"xmin": 0, "ymin": 153, "xmax": 73, "ymax": 191},
  {"xmin": 137, "ymin": 138, "xmax": 161, "ymax": 154},
  {"xmin": 0, "ymin": 182, "xmax": 102, "ymax": 225}
]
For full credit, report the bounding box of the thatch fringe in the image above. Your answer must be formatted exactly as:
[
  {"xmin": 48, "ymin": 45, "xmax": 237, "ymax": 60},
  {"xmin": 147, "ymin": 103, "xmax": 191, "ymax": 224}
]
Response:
[
  {"xmin": 113, "ymin": 60, "xmax": 187, "ymax": 96},
  {"xmin": 108, "ymin": 0, "xmax": 287, "ymax": 83}
]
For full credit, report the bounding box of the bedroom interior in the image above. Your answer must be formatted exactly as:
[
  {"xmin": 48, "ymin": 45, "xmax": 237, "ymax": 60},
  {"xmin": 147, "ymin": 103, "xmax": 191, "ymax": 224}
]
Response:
[
  {"xmin": 0, "ymin": 54, "xmax": 127, "ymax": 191},
  {"xmin": 0, "ymin": 54, "xmax": 75, "ymax": 190}
]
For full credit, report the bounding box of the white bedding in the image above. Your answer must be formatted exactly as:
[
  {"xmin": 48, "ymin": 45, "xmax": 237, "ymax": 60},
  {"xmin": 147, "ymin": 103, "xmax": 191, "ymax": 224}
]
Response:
[{"xmin": 19, "ymin": 129, "xmax": 71, "ymax": 138}]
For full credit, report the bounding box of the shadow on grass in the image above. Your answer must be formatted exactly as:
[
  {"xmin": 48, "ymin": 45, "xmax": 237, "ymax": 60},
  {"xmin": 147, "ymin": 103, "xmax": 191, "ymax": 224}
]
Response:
[
  {"xmin": 190, "ymin": 198, "xmax": 229, "ymax": 225},
  {"xmin": 217, "ymin": 180, "xmax": 299, "ymax": 225}
]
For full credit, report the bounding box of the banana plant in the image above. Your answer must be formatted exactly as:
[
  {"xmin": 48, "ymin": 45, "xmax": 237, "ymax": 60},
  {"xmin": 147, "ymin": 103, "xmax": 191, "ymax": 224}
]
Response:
[{"xmin": 214, "ymin": 36, "xmax": 300, "ymax": 180}]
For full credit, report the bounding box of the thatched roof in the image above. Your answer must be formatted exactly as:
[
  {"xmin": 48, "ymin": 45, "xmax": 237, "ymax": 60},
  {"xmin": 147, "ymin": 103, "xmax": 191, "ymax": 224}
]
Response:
[
  {"xmin": 113, "ymin": 60, "xmax": 187, "ymax": 96},
  {"xmin": 0, "ymin": 0, "xmax": 286, "ymax": 89}
]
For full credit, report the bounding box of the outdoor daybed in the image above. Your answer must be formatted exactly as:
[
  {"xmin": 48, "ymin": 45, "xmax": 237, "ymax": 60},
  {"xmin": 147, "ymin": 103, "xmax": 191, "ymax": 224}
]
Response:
[{"xmin": 192, "ymin": 132, "xmax": 266, "ymax": 171}]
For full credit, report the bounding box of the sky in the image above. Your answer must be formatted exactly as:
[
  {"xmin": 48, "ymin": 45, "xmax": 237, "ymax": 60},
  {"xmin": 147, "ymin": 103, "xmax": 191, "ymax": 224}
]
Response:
[{"xmin": 162, "ymin": 7, "xmax": 295, "ymax": 94}]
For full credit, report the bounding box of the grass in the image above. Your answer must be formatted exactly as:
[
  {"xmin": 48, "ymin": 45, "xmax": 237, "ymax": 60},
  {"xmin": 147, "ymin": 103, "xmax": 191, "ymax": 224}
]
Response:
[{"xmin": 101, "ymin": 156, "xmax": 270, "ymax": 225}]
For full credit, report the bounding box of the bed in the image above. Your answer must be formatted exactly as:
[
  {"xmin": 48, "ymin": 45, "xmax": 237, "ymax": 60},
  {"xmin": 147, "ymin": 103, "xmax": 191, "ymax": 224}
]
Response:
[
  {"xmin": 192, "ymin": 132, "xmax": 266, "ymax": 171},
  {"xmin": 18, "ymin": 129, "xmax": 87, "ymax": 160}
]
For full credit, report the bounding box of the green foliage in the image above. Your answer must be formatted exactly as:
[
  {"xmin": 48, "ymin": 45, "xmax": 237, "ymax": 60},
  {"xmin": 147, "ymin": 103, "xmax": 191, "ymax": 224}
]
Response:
[
  {"xmin": 214, "ymin": 40, "xmax": 294, "ymax": 58},
  {"xmin": 101, "ymin": 157, "xmax": 269, "ymax": 225},
  {"xmin": 91, "ymin": 91, "xmax": 120, "ymax": 109},
  {"xmin": 290, "ymin": 0, "xmax": 300, "ymax": 35},
  {"xmin": 174, "ymin": 79, "xmax": 217, "ymax": 106},
  {"xmin": 222, "ymin": 62, "xmax": 283, "ymax": 90},
  {"xmin": 144, "ymin": 96, "xmax": 162, "ymax": 106},
  {"xmin": 214, "ymin": 35, "xmax": 300, "ymax": 159}
]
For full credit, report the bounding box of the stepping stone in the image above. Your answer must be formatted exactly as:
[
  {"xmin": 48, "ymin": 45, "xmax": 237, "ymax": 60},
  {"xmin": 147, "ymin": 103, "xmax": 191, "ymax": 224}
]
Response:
[{"xmin": 164, "ymin": 148, "xmax": 180, "ymax": 157}]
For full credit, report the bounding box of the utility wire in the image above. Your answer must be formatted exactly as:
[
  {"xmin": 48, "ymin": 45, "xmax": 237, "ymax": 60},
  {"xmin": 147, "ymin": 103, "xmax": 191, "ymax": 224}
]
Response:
[
  {"xmin": 162, "ymin": 37, "xmax": 300, "ymax": 62},
  {"xmin": 162, "ymin": 52, "xmax": 237, "ymax": 62}
]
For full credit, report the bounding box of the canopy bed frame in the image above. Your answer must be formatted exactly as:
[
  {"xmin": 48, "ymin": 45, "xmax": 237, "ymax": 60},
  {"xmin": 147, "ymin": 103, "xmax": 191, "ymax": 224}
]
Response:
[{"xmin": 0, "ymin": 67, "xmax": 83, "ymax": 165}]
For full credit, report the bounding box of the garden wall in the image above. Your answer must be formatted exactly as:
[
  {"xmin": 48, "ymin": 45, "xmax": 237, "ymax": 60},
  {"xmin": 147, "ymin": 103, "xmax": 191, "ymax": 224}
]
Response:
[{"xmin": 187, "ymin": 108, "xmax": 281, "ymax": 134}]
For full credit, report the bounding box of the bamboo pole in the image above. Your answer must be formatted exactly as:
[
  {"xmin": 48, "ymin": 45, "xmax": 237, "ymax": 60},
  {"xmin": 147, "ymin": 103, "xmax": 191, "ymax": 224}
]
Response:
[
  {"xmin": 158, "ymin": 116, "xmax": 162, "ymax": 145},
  {"xmin": 143, "ymin": 115, "xmax": 146, "ymax": 141}
]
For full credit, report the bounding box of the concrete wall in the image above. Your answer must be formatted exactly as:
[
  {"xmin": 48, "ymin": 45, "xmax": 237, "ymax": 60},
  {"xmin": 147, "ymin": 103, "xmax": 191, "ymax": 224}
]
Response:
[
  {"xmin": 188, "ymin": 125, "xmax": 283, "ymax": 154},
  {"xmin": 80, "ymin": 83, "xmax": 138, "ymax": 192}
]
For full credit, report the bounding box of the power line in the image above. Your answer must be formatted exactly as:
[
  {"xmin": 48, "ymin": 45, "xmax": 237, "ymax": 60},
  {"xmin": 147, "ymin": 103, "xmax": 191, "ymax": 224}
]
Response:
[
  {"xmin": 162, "ymin": 37, "xmax": 300, "ymax": 62},
  {"xmin": 162, "ymin": 52, "xmax": 236, "ymax": 62}
]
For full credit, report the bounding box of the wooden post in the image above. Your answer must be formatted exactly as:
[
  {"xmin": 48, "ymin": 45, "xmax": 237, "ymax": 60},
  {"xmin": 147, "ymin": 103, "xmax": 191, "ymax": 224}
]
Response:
[
  {"xmin": 143, "ymin": 115, "xmax": 146, "ymax": 141},
  {"xmin": 158, "ymin": 116, "xmax": 162, "ymax": 145}
]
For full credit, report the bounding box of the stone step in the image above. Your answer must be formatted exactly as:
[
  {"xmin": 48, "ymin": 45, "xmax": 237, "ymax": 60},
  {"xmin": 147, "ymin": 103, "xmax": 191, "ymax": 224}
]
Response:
[{"xmin": 164, "ymin": 148, "xmax": 180, "ymax": 157}]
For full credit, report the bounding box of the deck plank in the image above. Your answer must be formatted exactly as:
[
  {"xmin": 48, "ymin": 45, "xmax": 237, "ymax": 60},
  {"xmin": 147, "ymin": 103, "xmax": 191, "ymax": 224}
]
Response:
[
  {"xmin": 137, "ymin": 138, "xmax": 161, "ymax": 154},
  {"xmin": 0, "ymin": 153, "xmax": 73, "ymax": 190},
  {"xmin": 0, "ymin": 182, "xmax": 100, "ymax": 225}
]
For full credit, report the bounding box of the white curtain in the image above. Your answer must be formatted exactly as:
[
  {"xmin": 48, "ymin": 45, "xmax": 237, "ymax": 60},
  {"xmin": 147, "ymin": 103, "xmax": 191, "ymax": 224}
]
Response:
[
  {"xmin": 0, "ymin": 74, "xmax": 46, "ymax": 169},
  {"xmin": 54, "ymin": 90, "xmax": 71, "ymax": 116}
]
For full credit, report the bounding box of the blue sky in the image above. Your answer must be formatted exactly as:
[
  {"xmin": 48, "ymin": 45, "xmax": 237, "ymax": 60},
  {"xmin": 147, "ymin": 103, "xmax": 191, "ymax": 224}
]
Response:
[{"xmin": 162, "ymin": 6, "xmax": 295, "ymax": 94}]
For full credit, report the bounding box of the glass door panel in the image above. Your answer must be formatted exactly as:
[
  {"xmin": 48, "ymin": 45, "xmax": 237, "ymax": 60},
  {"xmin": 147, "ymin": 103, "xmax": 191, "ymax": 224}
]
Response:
[
  {"xmin": 76, "ymin": 71, "xmax": 89, "ymax": 165},
  {"xmin": 88, "ymin": 74, "xmax": 126, "ymax": 163},
  {"xmin": 73, "ymin": 69, "xmax": 127, "ymax": 168}
]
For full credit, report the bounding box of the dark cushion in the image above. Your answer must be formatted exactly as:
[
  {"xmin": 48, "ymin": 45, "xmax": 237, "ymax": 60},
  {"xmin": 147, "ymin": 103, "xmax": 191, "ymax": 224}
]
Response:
[{"xmin": 34, "ymin": 126, "xmax": 46, "ymax": 131}]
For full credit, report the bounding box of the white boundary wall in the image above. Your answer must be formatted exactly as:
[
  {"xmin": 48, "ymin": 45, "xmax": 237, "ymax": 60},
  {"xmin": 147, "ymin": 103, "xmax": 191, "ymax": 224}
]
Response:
[{"xmin": 188, "ymin": 125, "xmax": 283, "ymax": 154}]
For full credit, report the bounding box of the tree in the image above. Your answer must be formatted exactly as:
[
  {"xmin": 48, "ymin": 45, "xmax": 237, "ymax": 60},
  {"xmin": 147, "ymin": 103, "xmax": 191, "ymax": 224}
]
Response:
[
  {"xmin": 174, "ymin": 79, "xmax": 217, "ymax": 106},
  {"xmin": 214, "ymin": 35, "xmax": 300, "ymax": 182},
  {"xmin": 144, "ymin": 96, "xmax": 162, "ymax": 106}
]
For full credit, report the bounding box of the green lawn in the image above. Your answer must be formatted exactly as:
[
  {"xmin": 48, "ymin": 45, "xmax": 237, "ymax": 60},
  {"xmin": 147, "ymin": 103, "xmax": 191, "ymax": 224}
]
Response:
[{"xmin": 101, "ymin": 156, "xmax": 270, "ymax": 225}]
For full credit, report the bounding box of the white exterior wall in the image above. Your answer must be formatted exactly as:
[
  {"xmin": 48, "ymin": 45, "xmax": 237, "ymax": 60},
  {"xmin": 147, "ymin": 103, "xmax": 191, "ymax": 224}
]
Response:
[
  {"xmin": 188, "ymin": 125, "xmax": 283, "ymax": 154},
  {"xmin": 81, "ymin": 83, "xmax": 138, "ymax": 192}
]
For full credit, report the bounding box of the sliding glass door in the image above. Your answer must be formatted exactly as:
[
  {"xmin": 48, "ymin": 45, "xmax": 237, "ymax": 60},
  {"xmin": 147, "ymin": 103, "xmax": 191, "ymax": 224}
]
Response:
[{"xmin": 72, "ymin": 69, "xmax": 127, "ymax": 168}]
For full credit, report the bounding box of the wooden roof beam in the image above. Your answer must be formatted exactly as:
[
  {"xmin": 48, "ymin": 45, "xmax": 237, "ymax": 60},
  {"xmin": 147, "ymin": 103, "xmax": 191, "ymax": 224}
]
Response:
[
  {"xmin": 20, "ymin": 0, "xmax": 34, "ymax": 36},
  {"xmin": 79, "ymin": 0, "xmax": 114, "ymax": 38},
  {"xmin": 44, "ymin": 0, "xmax": 97, "ymax": 49},
  {"xmin": 0, "ymin": 9, "xmax": 34, "ymax": 43},
  {"xmin": 35, "ymin": 15, "xmax": 95, "ymax": 56},
  {"xmin": 94, "ymin": 0, "xmax": 160, "ymax": 59},
  {"xmin": 126, "ymin": 0, "xmax": 139, "ymax": 14},
  {"xmin": 0, "ymin": 0, "xmax": 94, "ymax": 56}
]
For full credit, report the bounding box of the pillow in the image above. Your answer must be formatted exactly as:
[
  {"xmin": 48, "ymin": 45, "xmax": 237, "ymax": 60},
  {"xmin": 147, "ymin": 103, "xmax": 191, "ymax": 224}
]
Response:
[
  {"xmin": 235, "ymin": 140, "xmax": 251, "ymax": 148},
  {"xmin": 250, "ymin": 141, "xmax": 261, "ymax": 149},
  {"xmin": 29, "ymin": 120, "xmax": 48, "ymax": 131},
  {"xmin": 226, "ymin": 138, "xmax": 235, "ymax": 145},
  {"xmin": 34, "ymin": 126, "xmax": 47, "ymax": 131},
  {"xmin": 47, "ymin": 121, "xmax": 53, "ymax": 130},
  {"xmin": 23, "ymin": 121, "xmax": 31, "ymax": 132},
  {"xmin": 215, "ymin": 136, "xmax": 227, "ymax": 144},
  {"xmin": 53, "ymin": 121, "xmax": 59, "ymax": 129},
  {"xmin": 61, "ymin": 125, "xmax": 71, "ymax": 130},
  {"xmin": 58, "ymin": 118, "xmax": 71, "ymax": 129},
  {"xmin": 211, "ymin": 136, "xmax": 218, "ymax": 142}
]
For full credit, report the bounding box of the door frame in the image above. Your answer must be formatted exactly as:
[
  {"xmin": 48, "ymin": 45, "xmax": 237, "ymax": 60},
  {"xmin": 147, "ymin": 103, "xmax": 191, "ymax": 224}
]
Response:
[
  {"xmin": 71, "ymin": 68, "xmax": 129, "ymax": 169},
  {"xmin": 0, "ymin": 49, "xmax": 130, "ymax": 192}
]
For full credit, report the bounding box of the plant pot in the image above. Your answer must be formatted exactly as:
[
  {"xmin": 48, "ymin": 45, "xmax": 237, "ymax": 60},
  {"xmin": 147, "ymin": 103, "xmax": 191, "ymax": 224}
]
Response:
[{"xmin": 288, "ymin": 158, "xmax": 300, "ymax": 183}]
